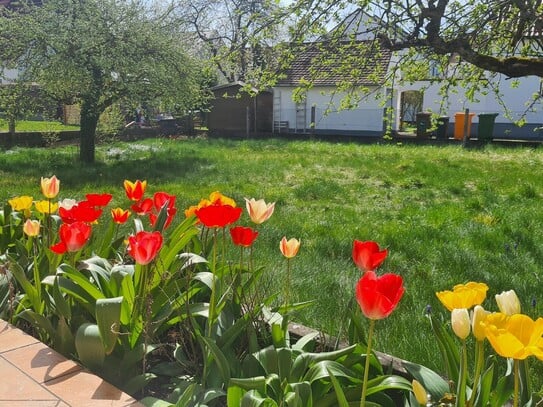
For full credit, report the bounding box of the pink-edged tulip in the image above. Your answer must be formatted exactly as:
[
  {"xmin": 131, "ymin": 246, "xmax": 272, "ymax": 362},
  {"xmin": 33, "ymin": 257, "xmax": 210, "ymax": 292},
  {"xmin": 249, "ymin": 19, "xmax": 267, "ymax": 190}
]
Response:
[
  {"xmin": 245, "ymin": 198, "xmax": 275, "ymax": 224},
  {"xmin": 352, "ymin": 240, "xmax": 388, "ymax": 272},
  {"xmin": 280, "ymin": 236, "xmax": 300, "ymax": 258},
  {"xmin": 355, "ymin": 270, "xmax": 404, "ymax": 320},
  {"xmin": 41, "ymin": 175, "xmax": 60, "ymax": 199},
  {"xmin": 23, "ymin": 219, "xmax": 40, "ymax": 237},
  {"xmin": 127, "ymin": 231, "xmax": 163, "ymax": 265},
  {"xmin": 50, "ymin": 221, "xmax": 92, "ymax": 254}
]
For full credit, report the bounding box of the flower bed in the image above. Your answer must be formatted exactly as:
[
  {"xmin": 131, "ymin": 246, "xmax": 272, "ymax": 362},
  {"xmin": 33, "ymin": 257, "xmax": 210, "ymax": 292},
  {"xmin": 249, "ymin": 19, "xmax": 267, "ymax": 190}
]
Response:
[{"xmin": 0, "ymin": 176, "xmax": 541, "ymax": 406}]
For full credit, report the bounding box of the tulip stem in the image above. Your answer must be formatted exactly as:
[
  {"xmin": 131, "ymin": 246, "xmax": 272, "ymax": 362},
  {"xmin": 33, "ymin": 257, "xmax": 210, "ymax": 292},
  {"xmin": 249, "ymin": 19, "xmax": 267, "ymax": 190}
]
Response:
[
  {"xmin": 514, "ymin": 359, "xmax": 519, "ymax": 407},
  {"xmin": 361, "ymin": 319, "xmax": 375, "ymax": 407},
  {"xmin": 285, "ymin": 257, "xmax": 291, "ymax": 307},
  {"xmin": 468, "ymin": 340, "xmax": 485, "ymax": 407},
  {"xmin": 207, "ymin": 229, "xmax": 218, "ymax": 338},
  {"xmin": 456, "ymin": 340, "xmax": 467, "ymax": 407}
]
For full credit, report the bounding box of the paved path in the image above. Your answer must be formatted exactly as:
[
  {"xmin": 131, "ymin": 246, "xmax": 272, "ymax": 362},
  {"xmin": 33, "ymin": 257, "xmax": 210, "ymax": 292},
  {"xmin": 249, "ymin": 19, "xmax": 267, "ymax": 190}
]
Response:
[{"xmin": 0, "ymin": 319, "xmax": 143, "ymax": 406}]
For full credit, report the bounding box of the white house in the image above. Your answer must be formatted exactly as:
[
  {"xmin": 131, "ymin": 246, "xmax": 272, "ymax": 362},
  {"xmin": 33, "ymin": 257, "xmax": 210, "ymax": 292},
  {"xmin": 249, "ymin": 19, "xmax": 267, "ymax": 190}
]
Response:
[{"xmin": 272, "ymin": 13, "xmax": 543, "ymax": 140}]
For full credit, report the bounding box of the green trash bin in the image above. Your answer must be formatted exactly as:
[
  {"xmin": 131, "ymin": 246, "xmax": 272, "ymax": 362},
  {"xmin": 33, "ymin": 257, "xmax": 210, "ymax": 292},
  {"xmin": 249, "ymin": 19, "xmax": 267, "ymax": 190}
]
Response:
[
  {"xmin": 416, "ymin": 112, "xmax": 432, "ymax": 138},
  {"xmin": 436, "ymin": 116, "xmax": 449, "ymax": 140},
  {"xmin": 477, "ymin": 113, "xmax": 499, "ymax": 141}
]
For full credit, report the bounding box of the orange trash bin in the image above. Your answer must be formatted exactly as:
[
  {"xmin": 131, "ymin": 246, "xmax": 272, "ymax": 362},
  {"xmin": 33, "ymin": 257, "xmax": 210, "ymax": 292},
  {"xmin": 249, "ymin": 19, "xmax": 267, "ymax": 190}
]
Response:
[{"xmin": 454, "ymin": 112, "xmax": 476, "ymax": 140}]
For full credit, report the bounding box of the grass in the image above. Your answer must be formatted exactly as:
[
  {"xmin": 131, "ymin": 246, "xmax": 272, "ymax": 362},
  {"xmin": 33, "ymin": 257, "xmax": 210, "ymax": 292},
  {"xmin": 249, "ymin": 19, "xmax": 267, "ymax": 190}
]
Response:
[
  {"xmin": 0, "ymin": 119, "xmax": 80, "ymax": 132},
  {"xmin": 2, "ymin": 136, "xmax": 543, "ymax": 387}
]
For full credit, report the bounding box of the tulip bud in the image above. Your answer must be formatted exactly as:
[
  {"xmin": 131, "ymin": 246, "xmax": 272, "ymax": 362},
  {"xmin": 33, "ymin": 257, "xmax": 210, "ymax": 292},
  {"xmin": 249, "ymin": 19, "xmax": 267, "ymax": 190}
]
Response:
[
  {"xmin": 471, "ymin": 305, "xmax": 490, "ymax": 341},
  {"xmin": 495, "ymin": 290, "xmax": 521, "ymax": 316},
  {"xmin": 412, "ymin": 379, "xmax": 428, "ymax": 406},
  {"xmin": 451, "ymin": 308, "xmax": 471, "ymax": 339}
]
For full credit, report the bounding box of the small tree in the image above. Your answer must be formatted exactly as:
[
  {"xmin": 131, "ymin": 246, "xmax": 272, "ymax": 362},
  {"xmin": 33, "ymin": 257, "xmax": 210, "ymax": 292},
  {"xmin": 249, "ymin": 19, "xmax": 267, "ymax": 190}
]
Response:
[
  {"xmin": 0, "ymin": 81, "xmax": 36, "ymax": 144},
  {"xmin": 0, "ymin": 0, "xmax": 204, "ymax": 163}
]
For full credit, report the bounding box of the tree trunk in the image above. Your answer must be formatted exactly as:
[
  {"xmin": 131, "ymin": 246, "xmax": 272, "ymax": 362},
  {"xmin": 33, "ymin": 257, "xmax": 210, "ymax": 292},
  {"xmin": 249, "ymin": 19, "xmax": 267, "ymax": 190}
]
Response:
[
  {"xmin": 7, "ymin": 117, "xmax": 15, "ymax": 148},
  {"xmin": 79, "ymin": 98, "xmax": 100, "ymax": 164}
]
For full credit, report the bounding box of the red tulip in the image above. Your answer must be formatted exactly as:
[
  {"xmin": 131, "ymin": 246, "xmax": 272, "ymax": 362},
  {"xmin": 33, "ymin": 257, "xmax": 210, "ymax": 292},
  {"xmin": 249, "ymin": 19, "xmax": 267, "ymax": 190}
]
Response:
[
  {"xmin": 355, "ymin": 270, "xmax": 404, "ymax": 320},
  {"xmin": 352, "ymin": 240, "xmax": 388, "ymax": 272},
  {"xmin": 230, "ymin": 226, "xmax": 259, "ymax": 247},
  {"xmin": 127, "ymin": 231, "xmax": 163, "ymax": 265},
  {"xmin": 195, "ymin": 204, "xmax": 242, "ymax": 228},
  {"xmin": 131, "ymin": 198, "xmax": 154, "ymax": 215},
  {"xmin": 59, "ymin": 200, "xmax": 103, "ymax": 224},
  {"xmin": 124, "ymin": 180, "xmax": 147, "ymax": 201},
  {"xmin": 50, "ymin": 221, "xmax": 92, "ymax": 254},
  {"xmin": 85, "ymin": 193, "xmax": 113, "ymax": 207}
]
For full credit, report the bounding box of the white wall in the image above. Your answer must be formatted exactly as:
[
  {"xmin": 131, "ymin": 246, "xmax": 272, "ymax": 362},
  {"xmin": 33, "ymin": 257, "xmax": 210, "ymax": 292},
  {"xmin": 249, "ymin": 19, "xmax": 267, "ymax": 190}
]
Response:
[
  {"xmin": 274, "ymin": 86, "xmax": 385, "ymax": 133},
  {"xmin": 397, "ymin": 75, "xmax": 543, "ymax": 126}
]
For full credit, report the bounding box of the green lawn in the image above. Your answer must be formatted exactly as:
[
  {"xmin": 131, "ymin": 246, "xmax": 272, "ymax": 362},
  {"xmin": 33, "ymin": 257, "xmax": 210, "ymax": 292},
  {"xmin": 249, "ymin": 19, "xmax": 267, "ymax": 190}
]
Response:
[
  {"xmin": 2, "ymin": 136, "xmax": 543, "ymax": 386},
  {"xmin": 0, "ymin": 119, "xmax": 80, "ymax": 132}
]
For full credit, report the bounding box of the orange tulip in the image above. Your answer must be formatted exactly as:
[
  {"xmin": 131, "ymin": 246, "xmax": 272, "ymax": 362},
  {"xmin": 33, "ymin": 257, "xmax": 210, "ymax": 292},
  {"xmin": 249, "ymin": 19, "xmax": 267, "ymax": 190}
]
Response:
[
  {"xmin": 124, "ymin": 179, "xmax": 147, "ymax": 201},
  {"xmin": 280, "ymin": 236, "xmax": 300, "ymax": 258},
  {"xmin": 111, "ymin": 208, "xmax": 131, "ymax": 224},
  {"xmin": 41, "ymin": 175, "xmax": 60, "ymax": 199}
]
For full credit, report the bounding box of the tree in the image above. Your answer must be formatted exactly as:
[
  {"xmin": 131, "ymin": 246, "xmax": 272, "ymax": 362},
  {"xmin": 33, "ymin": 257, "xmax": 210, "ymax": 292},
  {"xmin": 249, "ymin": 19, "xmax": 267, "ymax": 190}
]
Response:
[
  {"xmin": 287, "ymin": 0, "xmax": 543, "ymax": 78},
  {"xmin": 170, "ymin": 0, "xmax": 286, "ymax": 84},
  {"xmin": 0, "ymin": 0, "xmax": 203, "ymax": 163}
]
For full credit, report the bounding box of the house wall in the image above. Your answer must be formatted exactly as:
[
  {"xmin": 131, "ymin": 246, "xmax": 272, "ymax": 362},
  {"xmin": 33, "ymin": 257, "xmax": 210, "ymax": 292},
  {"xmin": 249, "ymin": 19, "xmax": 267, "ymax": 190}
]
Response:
[
  {"xmin": 274, "ymin": 86, "xmax": 385, "ymax": 136},
  {"xmin": 397, "ymin": 75, "xmax": 543, "ymax": 139}
]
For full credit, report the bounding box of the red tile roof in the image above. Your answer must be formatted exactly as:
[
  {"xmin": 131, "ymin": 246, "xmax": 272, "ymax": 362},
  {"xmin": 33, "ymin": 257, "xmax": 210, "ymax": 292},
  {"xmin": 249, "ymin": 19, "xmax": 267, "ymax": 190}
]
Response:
[{"xmin": 276, "ymin": 40, "xmax": 391, "ymax": 87}]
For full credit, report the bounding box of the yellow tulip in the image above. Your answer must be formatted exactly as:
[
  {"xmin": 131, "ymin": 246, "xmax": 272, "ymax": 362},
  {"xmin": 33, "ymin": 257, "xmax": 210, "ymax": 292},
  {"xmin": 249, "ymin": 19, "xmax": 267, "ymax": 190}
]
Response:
[
  {"xmin": 280, "ymin": 236, "xmax": 300, "ymax": 258},
  {"xmin": 471, "ymin": 305, "xmax": 490, "ymax": 341},
  {"xmin": 412, "ymin": 379, "xmax": 428, "ymax": 406},
  {"xmin": 451, "ymin": 308, "xmax": 471, "ymax": 340},
  {"xmin": 436, "ymin": 282, "xmax": 489, "ymax": 312},
  {"xmin": 41, "ymin": 175, "xmax": 60, "ymax": 199},
  {"xmin": 483, "ymin": 313, "xmax": 543, "ymax": 360},
  {"xmin": 35, "ymin": 200, "xmax": 59, "ymax": 214},
  {"xmin": 23, "ymin": 219, "xmax": 40, "ymax": 237},
  {"xmin": 245, "ymin": 198, "xmax": 275, "ymax": 224},
  {"xmin": 8, "ymin": 195, "xmax": 33, "ymax": 212},
  {"xmin": 495, "ymin": 290, "xmax": 521, "ymax": 316}
]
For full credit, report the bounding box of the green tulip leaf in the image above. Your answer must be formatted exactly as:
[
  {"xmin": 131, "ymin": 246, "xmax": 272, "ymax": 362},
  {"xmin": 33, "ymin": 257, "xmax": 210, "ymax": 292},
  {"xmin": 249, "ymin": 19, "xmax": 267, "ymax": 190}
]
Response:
[
  {"xmin": 401, "ymin": 359, "xmax": 449, "ymax": 401},
  {"xmin": 95, "ymin": 296, "xmax": 122, "ymax": 354},
  {"xmin": 75, "ymin": 323, "xmax": 105, "ymax": 371},
  {"xmin": 326, "ymin": 366, "xmax": 350, "ymax": 407}
]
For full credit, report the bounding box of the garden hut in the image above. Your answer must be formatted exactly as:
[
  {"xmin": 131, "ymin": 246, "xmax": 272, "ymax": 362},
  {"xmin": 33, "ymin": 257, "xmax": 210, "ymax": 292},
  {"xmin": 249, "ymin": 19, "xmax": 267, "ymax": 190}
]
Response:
[{"xmin": 207, "ymin": 82, "xmax": 273, "ymax": 137}]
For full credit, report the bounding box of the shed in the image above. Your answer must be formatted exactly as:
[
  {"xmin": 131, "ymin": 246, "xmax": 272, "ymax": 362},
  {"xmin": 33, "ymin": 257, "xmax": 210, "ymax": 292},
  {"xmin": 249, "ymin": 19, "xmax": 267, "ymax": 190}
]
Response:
[{"xmin": 207, "ymin": 82, "xmax": 273, "ymax": 137}]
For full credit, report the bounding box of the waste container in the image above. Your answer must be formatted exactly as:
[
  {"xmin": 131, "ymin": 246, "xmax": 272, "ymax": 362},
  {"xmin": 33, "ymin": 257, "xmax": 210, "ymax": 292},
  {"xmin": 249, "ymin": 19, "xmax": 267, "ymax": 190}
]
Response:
[
  {"xmin": 416, "ymin": 112, "xmax": 432, "ymax": 138},
  {"xmin": 436, "ymin": 116, "xmax": 449, "ymax": 140},
  {"xmin": 454, "ymin": 112, "xmax": 476, "ymax": 140},
  {"xmin": 477, "ymin": 113, "xmax": 499, "ymax": 141}
]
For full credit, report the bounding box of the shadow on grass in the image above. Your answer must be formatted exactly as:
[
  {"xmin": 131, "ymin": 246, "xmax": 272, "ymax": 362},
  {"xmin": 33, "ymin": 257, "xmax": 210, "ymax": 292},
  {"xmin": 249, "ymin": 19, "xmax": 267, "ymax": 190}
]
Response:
[{"xmin": 0, "ymin": 147, "xmax": 211, "ymax": 189}]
